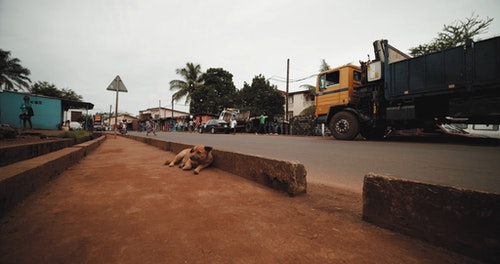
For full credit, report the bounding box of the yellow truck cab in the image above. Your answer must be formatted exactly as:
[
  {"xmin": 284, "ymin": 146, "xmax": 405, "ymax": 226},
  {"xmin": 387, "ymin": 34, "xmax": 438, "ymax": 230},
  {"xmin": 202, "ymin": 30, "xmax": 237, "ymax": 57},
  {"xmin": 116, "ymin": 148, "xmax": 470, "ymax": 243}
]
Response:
[{"xmin": 315, "ymin": 64, "xmax": 362, "ymax": 126}]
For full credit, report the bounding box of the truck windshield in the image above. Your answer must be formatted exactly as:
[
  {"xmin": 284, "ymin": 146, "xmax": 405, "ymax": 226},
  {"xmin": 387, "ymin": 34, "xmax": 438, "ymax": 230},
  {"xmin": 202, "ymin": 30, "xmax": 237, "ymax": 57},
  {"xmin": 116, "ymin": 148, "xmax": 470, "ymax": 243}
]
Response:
[
  {"xmin": 319, "ymin": 71, "xmax": 339, "ymax": 90},
  {"xmin": 354, "ymin": 71, "xmax": 362, "ymax": 82}
]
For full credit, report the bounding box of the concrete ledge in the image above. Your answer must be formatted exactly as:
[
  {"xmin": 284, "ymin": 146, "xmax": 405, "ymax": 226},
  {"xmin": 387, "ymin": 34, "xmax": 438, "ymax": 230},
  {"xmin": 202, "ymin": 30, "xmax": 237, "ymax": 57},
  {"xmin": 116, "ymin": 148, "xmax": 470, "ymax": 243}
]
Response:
[
  {"xmin": 0, "ymin": 136, "xmax": 106, "ymax": 218},
  {"xmin": 362, "ymin": 173, "xmax": 500, "ymax": 263},
  {"xmin": 213, "ymin": 149, "xmax": 307, "ymax": 196},
  {"xmin": 74, "ymin": 135, "xmax": 106, "ymax": 156},
  {"xmin": 0, "ymin": 138, "xmax": 74, "ymax": 167},
  {"xmin": 123, "ymin": 135, "xmax": 307, "ymax": 196}
]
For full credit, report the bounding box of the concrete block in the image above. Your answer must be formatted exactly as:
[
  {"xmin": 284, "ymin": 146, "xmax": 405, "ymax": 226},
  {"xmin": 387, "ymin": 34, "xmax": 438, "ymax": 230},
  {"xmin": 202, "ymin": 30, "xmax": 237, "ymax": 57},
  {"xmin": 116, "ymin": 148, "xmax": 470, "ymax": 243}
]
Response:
[
  {"xmin": 0, "ymin": 147, "xmax": 85, "ymax": 218},
  {"xmin": 213, "ymin": 149, "xmax": 307, "ymax": 196},
  {"xmin": 0, "ymin": 135, "xmax": 106, "ymax": 218},
  {"xmin": 74, "ymin": 136, "xmax": 106, "ymax": 156},
  {"xmin": 122, "ymin": 135, "xmax": 307, "ymax": 196},
  {"xmin": 0, "ymin": 138, "xmax": 73, "ymax": 167},
  {"xmin": 169, "ymin": 142, "xmax": 192, "ymax": 153},
  {"xmin": 362, "ymin": 173, "xmax": 500, "ymax": 263},
  {"xmin": 123, "ymin": 135, "xmax": 171, "ymax": 151}
]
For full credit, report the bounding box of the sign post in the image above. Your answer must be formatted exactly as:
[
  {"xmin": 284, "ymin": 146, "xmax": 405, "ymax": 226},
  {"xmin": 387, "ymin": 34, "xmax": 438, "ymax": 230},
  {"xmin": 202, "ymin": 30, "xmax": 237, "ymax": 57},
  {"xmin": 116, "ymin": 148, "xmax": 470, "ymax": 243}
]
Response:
[{"xmin": 106, "ymin": 75, "xmax": 128, "ymax": 138}]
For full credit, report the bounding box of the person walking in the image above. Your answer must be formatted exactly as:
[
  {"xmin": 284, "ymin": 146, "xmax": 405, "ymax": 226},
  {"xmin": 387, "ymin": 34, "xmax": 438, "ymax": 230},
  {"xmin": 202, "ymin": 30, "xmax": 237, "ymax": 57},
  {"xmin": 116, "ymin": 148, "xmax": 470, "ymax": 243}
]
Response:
[
  {"xmin": 258, "ymin": 113, "xmax": 266, "ymax": 134},
  {"xmin": 19, "ymin": 95, "xmax": 34, "ymax": 129},
  {"xmin": 230, "ymin": 115, "xmax": 237, "ymax": 134},
  {"xmin": 276, "ymin": 115, "xmax": 284, "ymax": 134},
  {"xmin": 146, "ymin": 118, "xmax": 156, "ymax": 136}
]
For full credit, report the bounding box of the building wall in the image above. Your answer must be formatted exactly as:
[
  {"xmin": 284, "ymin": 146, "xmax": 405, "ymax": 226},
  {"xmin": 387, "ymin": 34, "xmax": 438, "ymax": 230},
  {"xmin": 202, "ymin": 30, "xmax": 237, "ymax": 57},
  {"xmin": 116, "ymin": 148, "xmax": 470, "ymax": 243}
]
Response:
[
  {"xmin": 109, "ymin": 114, "xmax": 137, "ymax": 126},
  {"xmin": 285, "ymin": 91, "xmax": 314, "ymax": 117},
  {"xmin": 64, "ymin": 109, "xmax": 85, "ymax": 123},
  {"xmin": 0, "ymin": 91, "xmax": 62, "ymax": 130},
  {"xmin": 139, "ymin": 107, "xmax": 190, "ymax": 119}
]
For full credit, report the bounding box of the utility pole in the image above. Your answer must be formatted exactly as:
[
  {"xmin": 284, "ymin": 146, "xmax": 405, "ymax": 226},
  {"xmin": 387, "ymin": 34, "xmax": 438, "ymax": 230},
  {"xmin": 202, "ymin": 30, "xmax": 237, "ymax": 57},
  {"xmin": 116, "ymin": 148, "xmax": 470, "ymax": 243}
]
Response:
[
  {"xmin": 286, "ymin": 58, "xmax": 290, "ymax": 122},
  {"xmin": 171, "ymin": 96, "xmax": 174, "ymax": 131},
  {"xmin": 109, "ymin": 104, "xmax": 112, "ymax": 130},
  {"xmin": 171, "ymin": 97, "xmax": 174, "ymax": 119},
  {"xmin": 114, "ymin": 86, "xmax": 119, "ymax": 137}
]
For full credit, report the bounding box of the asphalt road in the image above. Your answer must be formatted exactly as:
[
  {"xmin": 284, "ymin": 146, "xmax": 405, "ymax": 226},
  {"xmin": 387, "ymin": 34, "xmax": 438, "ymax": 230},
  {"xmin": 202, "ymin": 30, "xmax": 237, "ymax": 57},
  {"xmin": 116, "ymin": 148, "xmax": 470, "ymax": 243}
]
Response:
[{"xmin": 127, "ymin": 131, "xmax": 500, "ymax": 194}]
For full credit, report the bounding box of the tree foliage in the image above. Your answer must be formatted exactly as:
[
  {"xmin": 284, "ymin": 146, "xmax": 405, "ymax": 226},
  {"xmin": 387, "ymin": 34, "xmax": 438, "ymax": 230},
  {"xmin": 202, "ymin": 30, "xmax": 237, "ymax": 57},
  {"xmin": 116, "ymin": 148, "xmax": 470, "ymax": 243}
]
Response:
[
  {"xmin": 0, "ymin": 49, "xmax": 31, "ymax": 91},
  {"xmin": 409, "ymin": 14, "xmax": 493, "ymax": 56},
  {"xmin": 298, "ymin": 105, "xmax": 316, "ymax": 116},
  {"xmin": 169, "ymin": 62, "xmax": 203, "ymax": 104},
  {"xmin": 30, "ymin": 81, "xmax": 83, "ymax": 101},
  {"xmin": 319, "ymin": 59, "xmax": 330, "ymax": 72},
  {"xmin": 190, "ymin": 68, "xmax": 237, "ymax": 115},
  {"xmin": 235, "ymin": 74, "xmax": 284, "ymax": 118},
  {"xmin": 170, "ymin": 63, "xmax": 285, "ymax": 118}
]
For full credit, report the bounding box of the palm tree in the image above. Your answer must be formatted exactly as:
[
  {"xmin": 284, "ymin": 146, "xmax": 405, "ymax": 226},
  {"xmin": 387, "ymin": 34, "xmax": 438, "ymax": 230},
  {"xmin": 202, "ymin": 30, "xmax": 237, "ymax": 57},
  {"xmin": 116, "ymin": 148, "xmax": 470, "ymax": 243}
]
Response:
[
  {"xmin": 300, "ymin": 84, "xmax": 316, "ymax": 95},
  {"xmin": 0, "ymin": 49, "xmax": 31, "ymax": 91},
  {"xmin": 169, "ymin": 62, "xmax": 203, "ymax": 105},
  {"xmin": 298, "ymin": 84, "xmax": 317, "ymax": 116},
  {"xmin": 319, "ymin": 59, "xmax": 330, "ymax": 72}
]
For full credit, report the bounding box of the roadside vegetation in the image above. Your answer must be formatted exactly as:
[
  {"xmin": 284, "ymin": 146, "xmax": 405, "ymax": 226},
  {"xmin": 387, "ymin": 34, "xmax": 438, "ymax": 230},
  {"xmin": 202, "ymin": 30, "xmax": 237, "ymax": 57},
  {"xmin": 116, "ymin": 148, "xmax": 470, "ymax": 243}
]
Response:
[{"xmin": 57, "ymin": 130, "xmax": 92, "ymax": 139}]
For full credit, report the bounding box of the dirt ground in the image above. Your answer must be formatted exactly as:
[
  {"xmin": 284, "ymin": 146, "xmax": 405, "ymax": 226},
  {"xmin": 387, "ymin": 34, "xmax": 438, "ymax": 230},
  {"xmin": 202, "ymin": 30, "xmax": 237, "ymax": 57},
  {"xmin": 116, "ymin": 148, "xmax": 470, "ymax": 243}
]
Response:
[{"xmin": 0, "ymin": 136, "xmax": 479, "ymax": 263}]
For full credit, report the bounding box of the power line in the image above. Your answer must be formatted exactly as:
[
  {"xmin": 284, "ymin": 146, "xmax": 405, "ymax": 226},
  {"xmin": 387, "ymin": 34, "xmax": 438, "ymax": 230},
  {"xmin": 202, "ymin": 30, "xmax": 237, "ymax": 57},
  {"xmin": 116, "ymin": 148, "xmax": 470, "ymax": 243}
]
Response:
[{"xmin": 267, "ymin": 73, "xmax": 317, "ymax": 83}]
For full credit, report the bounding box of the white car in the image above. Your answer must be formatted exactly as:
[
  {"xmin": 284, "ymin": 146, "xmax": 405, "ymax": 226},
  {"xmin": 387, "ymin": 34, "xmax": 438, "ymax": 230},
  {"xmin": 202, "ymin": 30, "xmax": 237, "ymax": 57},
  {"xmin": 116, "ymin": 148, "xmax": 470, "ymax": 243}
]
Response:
[{"xmin": 69, "ymin": 121, "xmax": 82, "ymax": 130}]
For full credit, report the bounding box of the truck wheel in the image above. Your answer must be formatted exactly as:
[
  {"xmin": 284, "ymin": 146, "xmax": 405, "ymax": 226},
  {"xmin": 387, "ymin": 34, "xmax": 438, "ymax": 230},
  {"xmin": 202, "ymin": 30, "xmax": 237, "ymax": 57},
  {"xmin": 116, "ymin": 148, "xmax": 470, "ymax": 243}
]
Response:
[
  {"xmin": 330, "ymin": 111, "xmax": 359, "ymax": 140},
  {"xmin": 245, "ymin": 122, "xmax": 253, "ymax": 133},
  {"xmin": 211, "ymin": 127, "xmax": 216, "ymax": 134}
]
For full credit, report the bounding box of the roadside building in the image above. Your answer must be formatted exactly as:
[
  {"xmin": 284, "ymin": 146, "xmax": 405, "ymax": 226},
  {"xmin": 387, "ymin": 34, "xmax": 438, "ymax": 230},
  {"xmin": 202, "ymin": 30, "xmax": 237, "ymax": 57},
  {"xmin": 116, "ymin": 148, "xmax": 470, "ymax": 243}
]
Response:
[
  {"xmin": 282, "ymin": 89, "xmax": 315, "ymax": 119},
  {"xmin": 0, "ymin": 90, "xmax": 94, "ymax": 130},
  {"xmin": 139, "ymin": 107, "xmax": 190, "ymax": 131},
  {"xmin": 108, "ymin": 114, "xmax": 137, "ymax": 131}
]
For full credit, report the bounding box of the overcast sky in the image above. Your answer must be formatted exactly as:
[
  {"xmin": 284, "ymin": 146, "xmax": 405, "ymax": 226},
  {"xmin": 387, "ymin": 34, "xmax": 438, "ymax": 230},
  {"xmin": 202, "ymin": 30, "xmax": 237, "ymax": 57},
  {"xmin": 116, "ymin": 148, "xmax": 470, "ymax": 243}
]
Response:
[{"xmin": 1, "ymin": 0, "xmax": 499, "ymax": 115}]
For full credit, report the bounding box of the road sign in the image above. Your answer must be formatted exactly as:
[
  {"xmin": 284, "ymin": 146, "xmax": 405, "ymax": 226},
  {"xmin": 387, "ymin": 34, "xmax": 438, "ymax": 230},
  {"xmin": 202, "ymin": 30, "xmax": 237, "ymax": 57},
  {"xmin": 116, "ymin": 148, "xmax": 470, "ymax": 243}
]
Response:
[
  {"xmin": 106, "ymin": 75, "xmax": 128, "ymax": 92},
  {"xmin": 107, "ymin": 75, "xmax": 128, "ymax": 138}
]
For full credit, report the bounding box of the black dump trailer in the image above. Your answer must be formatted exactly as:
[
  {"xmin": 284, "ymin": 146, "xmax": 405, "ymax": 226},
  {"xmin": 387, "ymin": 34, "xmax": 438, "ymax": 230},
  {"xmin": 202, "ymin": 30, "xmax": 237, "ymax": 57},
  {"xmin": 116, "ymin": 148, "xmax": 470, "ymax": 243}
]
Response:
[{"xmin": 361, "ymin": 36, "xmax": 500, "ymax": 135}]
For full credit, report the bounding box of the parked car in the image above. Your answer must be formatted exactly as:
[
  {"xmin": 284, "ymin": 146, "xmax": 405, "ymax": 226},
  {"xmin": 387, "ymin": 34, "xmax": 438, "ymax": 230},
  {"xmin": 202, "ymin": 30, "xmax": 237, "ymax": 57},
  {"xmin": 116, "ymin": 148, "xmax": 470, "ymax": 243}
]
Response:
[
  {"xmin": 69, "ymin": 121, "xmax": 82, "ymax": 130},
  {"xmin": 199, "ymin": 119, "xmax": 230, "ymax": 134},
  {"xmin": 93, "ymin": 124, "xmax": 104, "ymax": 131}
]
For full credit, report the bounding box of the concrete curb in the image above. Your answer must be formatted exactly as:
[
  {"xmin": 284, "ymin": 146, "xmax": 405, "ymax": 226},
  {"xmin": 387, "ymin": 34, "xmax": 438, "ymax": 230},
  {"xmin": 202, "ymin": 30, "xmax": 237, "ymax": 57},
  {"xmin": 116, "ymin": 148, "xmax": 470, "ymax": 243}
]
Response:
[
  {"xmin": 362, "ymin": 173, "xmax": 500, "ymax": 263},
  {"xmin": 122, "ymin": 134, "xmax": 307, "ymax": 196},
  {"xmin": 0, "ymin": 138, "xmax": 74, "ymax": 167},
  {"xmin": 0, "ymin": 136, "xmax": 106, "ymax": 218}
]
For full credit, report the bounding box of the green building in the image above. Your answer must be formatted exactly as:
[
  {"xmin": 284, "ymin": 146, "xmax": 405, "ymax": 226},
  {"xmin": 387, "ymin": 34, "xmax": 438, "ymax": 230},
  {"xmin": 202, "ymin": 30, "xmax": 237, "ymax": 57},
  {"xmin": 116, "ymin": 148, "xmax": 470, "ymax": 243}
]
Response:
[{"xmin": 0, "ymin": 90, "xmax": 94, "ymax": 130}]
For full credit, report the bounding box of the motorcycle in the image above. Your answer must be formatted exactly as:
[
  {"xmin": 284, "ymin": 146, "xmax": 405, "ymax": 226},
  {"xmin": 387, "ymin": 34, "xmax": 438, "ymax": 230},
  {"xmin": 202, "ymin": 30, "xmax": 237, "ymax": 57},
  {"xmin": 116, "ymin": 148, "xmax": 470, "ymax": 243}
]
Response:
[{"xmin": 119, "ymin": 122, "xmax": 127, "ymax": 134}]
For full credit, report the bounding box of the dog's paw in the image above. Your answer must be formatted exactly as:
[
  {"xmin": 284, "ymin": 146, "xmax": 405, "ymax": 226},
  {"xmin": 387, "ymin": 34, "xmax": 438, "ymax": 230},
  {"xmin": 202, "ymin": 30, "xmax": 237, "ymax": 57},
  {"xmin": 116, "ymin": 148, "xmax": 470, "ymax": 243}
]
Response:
[{"xmin": 193, "ymin": 170, "xmax": 199, "ymax": 175}]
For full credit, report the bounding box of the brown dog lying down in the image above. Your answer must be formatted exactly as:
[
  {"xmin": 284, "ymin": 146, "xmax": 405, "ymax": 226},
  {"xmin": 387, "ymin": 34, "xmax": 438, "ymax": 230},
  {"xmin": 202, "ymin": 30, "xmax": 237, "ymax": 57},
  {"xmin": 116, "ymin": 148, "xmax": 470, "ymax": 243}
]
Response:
[{"xmin": 165, "ymin": 146, "xmax": 213, "ymax": 174}]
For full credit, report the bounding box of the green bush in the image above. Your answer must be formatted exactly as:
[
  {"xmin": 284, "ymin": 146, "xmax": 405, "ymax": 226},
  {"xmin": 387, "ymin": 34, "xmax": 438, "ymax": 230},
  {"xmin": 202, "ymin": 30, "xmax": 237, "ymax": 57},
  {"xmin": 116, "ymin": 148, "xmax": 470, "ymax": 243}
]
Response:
[{"xmin": 57, "ymin": 130, "xmax": 92, "ymax": 139}]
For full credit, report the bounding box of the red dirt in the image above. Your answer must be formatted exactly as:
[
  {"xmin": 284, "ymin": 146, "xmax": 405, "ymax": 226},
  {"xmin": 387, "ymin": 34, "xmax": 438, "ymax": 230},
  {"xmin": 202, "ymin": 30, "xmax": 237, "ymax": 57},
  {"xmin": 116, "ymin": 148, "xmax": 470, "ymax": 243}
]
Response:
[{"xmin": 0, "ymin": 136, "xmax": 478, "ymax": 263}]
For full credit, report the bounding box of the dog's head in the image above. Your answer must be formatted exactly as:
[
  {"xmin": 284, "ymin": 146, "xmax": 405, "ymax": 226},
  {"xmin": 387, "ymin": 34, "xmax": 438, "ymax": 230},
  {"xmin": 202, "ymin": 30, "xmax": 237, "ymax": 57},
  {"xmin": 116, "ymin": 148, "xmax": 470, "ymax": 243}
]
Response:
[{"xmin": 189, "ymin": 146, "xmax": 213, "ymax": 162}]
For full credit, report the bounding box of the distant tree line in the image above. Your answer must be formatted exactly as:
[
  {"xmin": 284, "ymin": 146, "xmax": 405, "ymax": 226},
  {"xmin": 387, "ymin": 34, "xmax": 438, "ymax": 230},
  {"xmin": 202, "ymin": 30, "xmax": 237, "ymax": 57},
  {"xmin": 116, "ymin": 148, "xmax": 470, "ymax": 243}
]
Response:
[
  {"xmin": 30, "ymin": 81, "xmax": 83, "ymax": 101},
  {"xmin": 170, "ymin": 63, "xmax": 285, "ymax": 118}
]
